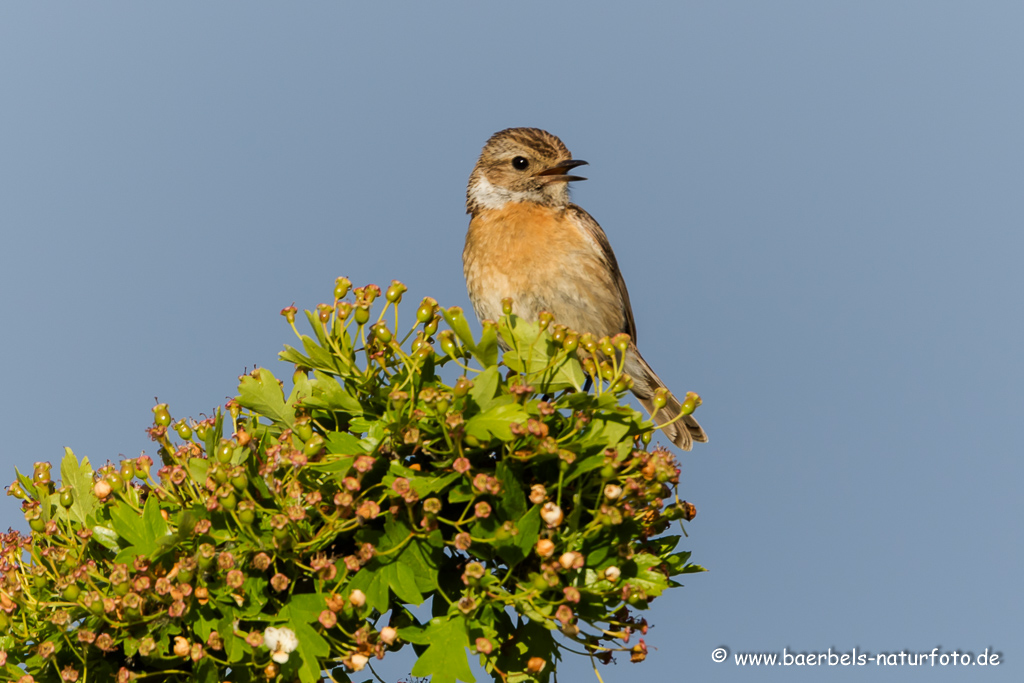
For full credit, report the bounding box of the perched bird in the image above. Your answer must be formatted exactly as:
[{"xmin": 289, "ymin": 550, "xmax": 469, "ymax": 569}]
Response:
[{"xmin": 462, "ymin": 127, "xmax": 707, "ymax": 450}]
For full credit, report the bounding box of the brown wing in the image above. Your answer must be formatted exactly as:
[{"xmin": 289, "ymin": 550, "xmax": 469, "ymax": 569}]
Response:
[{"xmin": 567, "ymin": 204, "xmax": 638, "ymax": 342}]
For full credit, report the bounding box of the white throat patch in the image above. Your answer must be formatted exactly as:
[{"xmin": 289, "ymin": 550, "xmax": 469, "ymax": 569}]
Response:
[{"xmin": 468, "ymin": 175, "xmax": 541, "ymax": 211}]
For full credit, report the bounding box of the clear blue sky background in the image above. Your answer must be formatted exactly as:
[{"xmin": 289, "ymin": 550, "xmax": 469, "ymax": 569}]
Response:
[{"xmin": 2, "ymin": 3, "xmax": 1021, "ymax": 681}]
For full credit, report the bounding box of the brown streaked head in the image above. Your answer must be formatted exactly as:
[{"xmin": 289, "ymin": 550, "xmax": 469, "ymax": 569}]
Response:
[{"xmin": 467, "ymin": 128, "xmax": 588, "ymax": 214}]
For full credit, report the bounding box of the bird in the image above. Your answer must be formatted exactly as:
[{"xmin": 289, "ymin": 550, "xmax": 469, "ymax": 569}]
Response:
[{"xmin": 462, "ymin": 127, "xmax": 707, "ymax": 450}]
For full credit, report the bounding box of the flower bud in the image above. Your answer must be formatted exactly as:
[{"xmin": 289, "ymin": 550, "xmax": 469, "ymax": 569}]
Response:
[
  {"xmin": 528, "ymin": 484, "xmax": 547, "ymax": 505},
  {"xmin": 93, "ymin": 479, "xmax": 112, "ymax": 500},
  {"xmin": 348, "ymin": 654, "xmax": 369, "ymax": 672},
  {"xmin": 652, "ymin": 388, "xmax": 668, "ymax": 410},
  {"xmin": 535, "ymin": 539, "xmax": 555, "ymax": 558},
  {"xmin": 380, "ymin": 626, "xmax": 398, "ymax": 645},
  {"xmin": 416, "ymin": 298, "xmax": 436, "ymax": 323},
  {"xmin": 452, "ymin": 376, "xmax": 473, "ymax": 398},
  {"xmin": 558, "ymin": 551, "xmax": 582, "ymax": 570},
  {"xmin": 385, "ymin": 280, "xmax": 407, "ymax": 303},
  {"xmin": 173, "ymin": 636, "xmax": 190, "ymax": 658},
  {"xmin": 604, "ymin": 566, "xmax": 621, "ymax": 582},
  {"xmin": 152, "ymin": 403, "xmax": 172, "ymax": 427},
  {"xmin": 599, "ymin": 336, "xmax": 616, "ymax": 357},
  {"xmin": 174, "ymin": 420, "xmax": 193, "ymax": 440},
  {"xmin": 540, "ymin": 502, "xmax": 564, "ymax": 528},
  {"xmin": 334, "ymin": 277, "xmax": 352, "ymax": 300}
]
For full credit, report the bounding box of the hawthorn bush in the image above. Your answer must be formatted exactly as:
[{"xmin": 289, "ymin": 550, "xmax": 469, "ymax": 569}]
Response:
[{"xmin": 0, "ymin": 278, "xmax": 705, "ymax": 683}]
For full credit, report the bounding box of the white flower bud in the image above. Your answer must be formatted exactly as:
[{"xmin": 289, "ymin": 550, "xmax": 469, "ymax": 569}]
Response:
[
  {"xmin": 604, "ymin": 566, "xmax": 621, "ymax": 582},
  {"xmin": 603, "ymin": 483, "xmax": 623, "ymax": 501},
  {"xmin": 540, "ymin": 502, "xmax": 563, "ymax": 528},
  {"xmin": 558, "ymin": 552, "xmax": 581, "ymax": 570},
  {"xmin": 529, "ymin": 484, "xmax": 547, "ymax": 505}
]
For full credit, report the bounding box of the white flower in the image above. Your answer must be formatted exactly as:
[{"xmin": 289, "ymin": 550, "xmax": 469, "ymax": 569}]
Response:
[{"xmin": 264, "ymin": 626, "xmax": 299, "ymax": 663}]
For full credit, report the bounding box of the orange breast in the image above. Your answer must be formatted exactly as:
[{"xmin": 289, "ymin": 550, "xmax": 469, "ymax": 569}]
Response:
[{"xmin": 463, "ymin": 202, "xmax": 624, "ymax": 334}]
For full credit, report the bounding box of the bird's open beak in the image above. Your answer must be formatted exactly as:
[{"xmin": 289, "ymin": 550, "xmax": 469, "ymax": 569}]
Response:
[{"xmin": 535, "ymin": 159, "xmax": 588, "ymax": 183}]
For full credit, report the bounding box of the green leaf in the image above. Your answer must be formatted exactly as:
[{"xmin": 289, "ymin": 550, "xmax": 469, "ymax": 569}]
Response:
[
  {"xmin": 648, "ymin": 535, "xmax": 681, "ymax": 555},
  {"xmin": 448, "ymin": 483, "xmax": 475, "ymax": 503},
  {"xmin": 219, "ymin": 616, "xmax": 243, "ymax": 663},
  {"xmin": 324, "ymin": 431, "xmax": 369, "ymax": 455},
  {"xmin": 237, "ymin": 367, "xmax": 294, "ymax": 427},
  {"xmin": 279, "ymin": 344, "xmax": 315, "ymax": 370},
  {"xmin": 403, "ymin": 538, "xmax": 441, "ymax": 594},
  {"xmin": 292, "ymin": 621, "xmax": 330, "ymax": 683},
  {"xmin": 465, "ymin": 403, "xmax": 529, "ymax": 442},
  {"xmin": 495, "ymin": 461, "xmax": 526, "ymax": 520},
  {"xmin": 498, "ymin": 314, "xmax": 543, "ymax": 351},
  {"xmin": 501, "ymin": 349, "xmax": 548, "ymax": 376},
  {"xmin": 193, "ymin": 658, "xmax": 218, "ymax": 683},
  {"xmin": 540, "ymin": 355, "xmax": 586, "ymax": 392},
  {"xmin": 347, "ymin": 564, "xmax": 390, "ymax": 613},
  {"xmin": 563, "ymin": 452, "xmax": 609, "ymax": 485},
  {"xmin": 108, "ymin": 502, "xmax": 145, "ymax": 550},
  {"xmin": 579, "ymin": 414, "xmax": 633, "ymax": 451},
  {"xmin": 511, "ymin": 506, "xmax": 541, "ymax": 557},
  {"xmin": 276, "ymin": 598, "xmax": 331, "ymax": 683},
  {"xmin": 384, "ymin": 462, "xmax": 460, "ymax": 499},
  {"xmin": 287, "ymin": 592, "xmax": 328, "ymax": 624},
  {"xmin": 467, "ymin": 366, "xmax": 500, "ymax": 412},
  {"xmin": 442, "ymin": 306, "xmax": 478, "ymax": 354},
  {"xmin": 302, "ymin": 334, "xmax": 348, "ymax": 376},
  {"xmin": 14, "ymin": 468, "xmax": 38, "ymax": 505},
  {"xmin": 386, "ymin": 560, "xmax": 424, "ymax": 605},
  {"xmin": 143, "ymin": 495, "xmax": 170, "ymax": 553},
  {"xmin": 310, "ymin": 372, "xmax": 364, "ymax": 415},
  {"xmin": 627, "ymin": 552, "xmax": 671, "ymax": 598},
  {"xmin": 409, "ymin": 616, "xmax": 475, "ymax": 683},
  {"xmin": 476, "ymin": 322, "xmax": 499, "ymax": 367},
  {"xmin": 108, "ymin": 494, "xmax": 169, "ymax": 560},
  {"xmin": 90, "ymin": 525, "xmax": 120, "ymax": 551},
  {"xmin": 496, "ymin": 618, "xmax": 559, "ymax": 682},
  {"xmin": 59, "ymin": 448, "xmax": 96, "ymax": 526}
]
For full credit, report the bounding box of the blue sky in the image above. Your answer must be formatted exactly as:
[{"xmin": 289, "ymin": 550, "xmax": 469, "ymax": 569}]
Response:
[{"xmin": 1, "ymin": 3, "xmax": 1021, "ymax": 681}]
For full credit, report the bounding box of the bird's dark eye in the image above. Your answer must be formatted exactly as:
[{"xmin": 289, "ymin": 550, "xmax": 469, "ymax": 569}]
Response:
[{"xmin": 512, "ymin": 156, "xmax": 530, "ymax": 170}]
